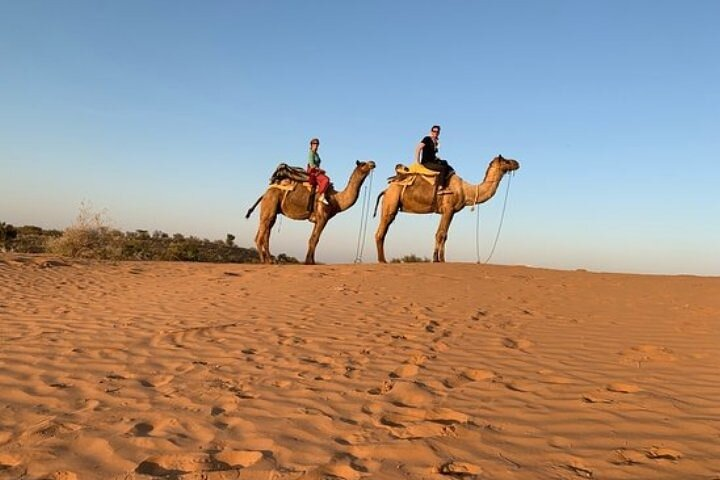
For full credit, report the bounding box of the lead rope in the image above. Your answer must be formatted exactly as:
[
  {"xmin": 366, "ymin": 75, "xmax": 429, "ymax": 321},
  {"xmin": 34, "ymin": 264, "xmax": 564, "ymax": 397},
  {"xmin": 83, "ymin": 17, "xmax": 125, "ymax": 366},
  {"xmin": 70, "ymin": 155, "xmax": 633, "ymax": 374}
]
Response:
[
  {"xmin": 475, "ymin": 172, "xmax": 514, "ymax": 264},
  {"xmin": 353, "ymin": 169, "xmax": 374, "ymax": 263}
]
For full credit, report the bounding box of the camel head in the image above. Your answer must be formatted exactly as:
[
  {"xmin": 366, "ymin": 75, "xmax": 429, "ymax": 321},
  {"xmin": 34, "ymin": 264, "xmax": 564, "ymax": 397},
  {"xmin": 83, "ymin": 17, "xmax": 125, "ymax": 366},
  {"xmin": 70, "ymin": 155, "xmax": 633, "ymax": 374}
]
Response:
[
  {"xmin": 491, "ymin": 154, "xmax": 520, "ymax": 173},
  {"xmin": 355, "ymin": 159, "xmax": 377, "ymax": 176}
]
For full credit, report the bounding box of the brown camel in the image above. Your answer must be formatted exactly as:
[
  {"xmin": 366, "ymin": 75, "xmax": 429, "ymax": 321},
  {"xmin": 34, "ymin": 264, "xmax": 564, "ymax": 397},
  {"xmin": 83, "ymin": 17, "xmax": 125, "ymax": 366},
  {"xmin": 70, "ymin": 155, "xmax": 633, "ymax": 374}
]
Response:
[
  {"xmin": 374, "ymin": 155, "xmax": 520, "ymax": 263},
  {"xmin": 246, "ymin": 160, "xmax": 376, "ymax": 265}
]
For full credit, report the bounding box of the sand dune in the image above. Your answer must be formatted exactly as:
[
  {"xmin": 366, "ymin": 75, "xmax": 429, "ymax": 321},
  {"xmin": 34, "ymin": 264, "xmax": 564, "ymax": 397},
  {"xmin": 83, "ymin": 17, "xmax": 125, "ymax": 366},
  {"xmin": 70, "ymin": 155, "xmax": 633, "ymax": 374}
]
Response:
[{"xmin": 1, "ymin": 254, "xmax": 719, "ymax": 479}]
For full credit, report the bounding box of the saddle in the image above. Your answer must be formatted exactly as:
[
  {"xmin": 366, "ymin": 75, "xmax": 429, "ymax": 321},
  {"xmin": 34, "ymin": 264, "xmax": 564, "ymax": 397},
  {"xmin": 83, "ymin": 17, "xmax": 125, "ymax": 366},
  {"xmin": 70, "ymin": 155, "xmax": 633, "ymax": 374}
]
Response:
[
  {"xmin": 388, "ymin": 162, "xmax": 454, "ymax": 184},
  {"xmin": 395, "ymin": 162, "xmax": 438, "ymax": 176},
  {"xmin": 269, "ymin": 163, "xmax": 309, "ymax": 184}
]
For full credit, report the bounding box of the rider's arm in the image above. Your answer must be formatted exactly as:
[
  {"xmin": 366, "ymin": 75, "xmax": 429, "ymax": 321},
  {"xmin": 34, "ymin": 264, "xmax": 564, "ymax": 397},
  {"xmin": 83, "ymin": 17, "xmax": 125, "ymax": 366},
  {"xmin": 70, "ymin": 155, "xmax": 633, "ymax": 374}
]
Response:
[{"xmin": 415, "ymin": 142, "xmax": 424, "ymax": 164}]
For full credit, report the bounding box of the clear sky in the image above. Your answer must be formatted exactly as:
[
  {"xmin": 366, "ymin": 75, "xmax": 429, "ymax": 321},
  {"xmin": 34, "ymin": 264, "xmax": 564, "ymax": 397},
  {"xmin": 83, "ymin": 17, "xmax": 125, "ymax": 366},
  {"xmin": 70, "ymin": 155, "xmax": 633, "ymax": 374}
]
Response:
[{"xmin": 2, "ymin": 1, "xmax": 718, "ymax": 275}]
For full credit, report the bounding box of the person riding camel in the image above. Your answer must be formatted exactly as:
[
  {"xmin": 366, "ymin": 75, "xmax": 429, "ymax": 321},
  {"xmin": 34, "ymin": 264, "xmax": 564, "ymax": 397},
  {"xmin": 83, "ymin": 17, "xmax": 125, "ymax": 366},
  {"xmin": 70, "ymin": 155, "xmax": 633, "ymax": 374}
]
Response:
[
  {"xmin": 415, "ymin": 125, "xmax": 453, "ymax": 194},
  {"xmin": 307, "ymin": 138, "xmax": 330, "ymax": 205}
]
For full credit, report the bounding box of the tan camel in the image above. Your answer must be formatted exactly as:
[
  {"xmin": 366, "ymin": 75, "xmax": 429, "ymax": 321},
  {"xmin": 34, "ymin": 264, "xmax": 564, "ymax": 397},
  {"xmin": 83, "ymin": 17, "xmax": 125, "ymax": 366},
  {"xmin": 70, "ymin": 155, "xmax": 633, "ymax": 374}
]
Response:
[
  {"xmin": 246, "ymin": 160, "xmax": 376, "ymax": 265},
  {"xmin": 374, "ymin": 155, "xmax": 520, "ymax": 263}
]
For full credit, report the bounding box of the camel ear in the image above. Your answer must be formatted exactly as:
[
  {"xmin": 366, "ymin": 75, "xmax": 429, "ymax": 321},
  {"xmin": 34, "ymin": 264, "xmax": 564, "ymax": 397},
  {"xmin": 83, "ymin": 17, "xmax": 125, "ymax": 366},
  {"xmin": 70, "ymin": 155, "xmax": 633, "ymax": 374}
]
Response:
[
  {"xmin": 498, "ymin": 154, "xmax": 504, "ymax": 160},
  {"xmin": 356, "ymin": 160, "xmax": 360, "ymax": 166}
]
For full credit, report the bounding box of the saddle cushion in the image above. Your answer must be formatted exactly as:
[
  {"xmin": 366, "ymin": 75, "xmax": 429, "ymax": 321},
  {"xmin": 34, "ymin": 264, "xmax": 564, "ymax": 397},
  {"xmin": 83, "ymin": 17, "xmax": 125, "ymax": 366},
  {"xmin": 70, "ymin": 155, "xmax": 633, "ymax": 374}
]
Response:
[
  {"xmin": 270, "ymin": 163, "xmax": 309, "ymax": 184},
  {"xmin": 395, "ymin": 162, "xmax": 439, "ymax": 176}
]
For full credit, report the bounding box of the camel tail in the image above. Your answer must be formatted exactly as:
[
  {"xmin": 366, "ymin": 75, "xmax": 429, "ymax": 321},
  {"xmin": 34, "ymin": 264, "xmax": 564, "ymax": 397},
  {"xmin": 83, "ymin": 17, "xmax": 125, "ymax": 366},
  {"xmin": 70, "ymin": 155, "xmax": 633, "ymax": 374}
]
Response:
[
  {"xmin": 373, "ymin": 190, "xmax": 386, "ymax": 218},
  {"xmin": 245, "ymin": 194, "xmax": 264, "ymax": 219}
]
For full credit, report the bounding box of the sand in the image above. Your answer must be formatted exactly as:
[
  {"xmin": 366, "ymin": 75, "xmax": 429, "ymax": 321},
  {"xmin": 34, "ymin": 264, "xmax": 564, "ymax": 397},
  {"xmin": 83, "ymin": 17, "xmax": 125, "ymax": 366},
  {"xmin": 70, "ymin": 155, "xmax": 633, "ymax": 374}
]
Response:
[{"xmin": 1, "ymin": 254, "xmax": 719, "ymax": 479}]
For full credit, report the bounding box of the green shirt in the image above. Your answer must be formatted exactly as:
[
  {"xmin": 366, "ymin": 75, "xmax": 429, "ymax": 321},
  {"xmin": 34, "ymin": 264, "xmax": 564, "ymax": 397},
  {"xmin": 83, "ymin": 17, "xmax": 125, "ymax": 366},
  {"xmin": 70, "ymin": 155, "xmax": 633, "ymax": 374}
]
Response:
[{"xmin": 308, "ymin": 150, "xmax": 321, "ymax": 168}]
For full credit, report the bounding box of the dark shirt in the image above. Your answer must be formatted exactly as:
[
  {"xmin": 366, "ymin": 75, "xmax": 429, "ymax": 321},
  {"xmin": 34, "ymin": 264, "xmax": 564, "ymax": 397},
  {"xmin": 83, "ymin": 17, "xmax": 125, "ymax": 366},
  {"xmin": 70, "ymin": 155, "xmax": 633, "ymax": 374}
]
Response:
[{"xmin": 420, "ymin": 136, "xmax": 437, "ymax": 164}]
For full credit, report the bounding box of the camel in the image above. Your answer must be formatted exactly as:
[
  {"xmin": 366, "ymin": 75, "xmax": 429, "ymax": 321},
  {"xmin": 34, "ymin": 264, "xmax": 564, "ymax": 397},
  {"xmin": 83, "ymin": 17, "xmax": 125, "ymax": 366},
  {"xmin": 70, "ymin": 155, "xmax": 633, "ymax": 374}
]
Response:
[
  {"xmin": 246, "ymin": 160, "xmax": 376, "ymax": 265},
  {"xmin": 374, "ymin": 155, "xmax": 520, "ymax": 263}
]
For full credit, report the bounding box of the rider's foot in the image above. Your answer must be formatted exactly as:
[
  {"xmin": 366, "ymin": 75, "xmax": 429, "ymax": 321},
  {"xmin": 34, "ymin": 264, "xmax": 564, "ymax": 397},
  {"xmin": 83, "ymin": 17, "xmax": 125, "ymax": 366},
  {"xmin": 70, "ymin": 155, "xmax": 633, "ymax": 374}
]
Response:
[{"xmin": 318, "ymin": 193, "xmax": 329, "ymax": 205}]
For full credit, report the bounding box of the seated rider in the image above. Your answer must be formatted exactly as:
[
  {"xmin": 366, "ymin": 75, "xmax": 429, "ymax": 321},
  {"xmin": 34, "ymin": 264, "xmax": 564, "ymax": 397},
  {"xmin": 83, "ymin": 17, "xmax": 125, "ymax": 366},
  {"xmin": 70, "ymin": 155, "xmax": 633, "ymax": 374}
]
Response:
[
  {"xmin": 416, "ymin": 125, "xmax": 452, "ymax": 192},
  {"xmin": 307, "ymin": 138, "xmax": 330, "ymax": 205}
]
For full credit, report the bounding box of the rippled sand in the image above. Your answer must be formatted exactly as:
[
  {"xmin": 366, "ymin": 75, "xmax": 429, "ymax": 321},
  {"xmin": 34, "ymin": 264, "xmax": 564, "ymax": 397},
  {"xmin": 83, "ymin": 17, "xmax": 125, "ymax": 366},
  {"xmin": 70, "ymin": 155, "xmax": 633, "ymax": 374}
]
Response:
[{"xmin": 1, "ymin": 254, "xmax": 718, "ymax": 479}]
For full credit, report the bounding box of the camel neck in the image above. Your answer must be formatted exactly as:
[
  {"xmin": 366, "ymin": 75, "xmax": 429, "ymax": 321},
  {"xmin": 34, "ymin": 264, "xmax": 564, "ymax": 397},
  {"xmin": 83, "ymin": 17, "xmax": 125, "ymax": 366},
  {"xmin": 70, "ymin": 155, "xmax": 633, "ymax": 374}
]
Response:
[
  {"xmin": 463, "ymin": 165, "xmax": 504, "ymax": 207},
  {"xmin": 334, "ymin": 168, "xmax": 368, "ymax": 211}
]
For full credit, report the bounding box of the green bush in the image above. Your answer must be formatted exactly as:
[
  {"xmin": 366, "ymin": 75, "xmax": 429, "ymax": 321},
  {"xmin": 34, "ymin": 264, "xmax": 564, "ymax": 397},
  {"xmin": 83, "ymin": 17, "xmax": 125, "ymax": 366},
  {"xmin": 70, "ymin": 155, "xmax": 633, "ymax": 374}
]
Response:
[
  {"xmin": 390, "ymin": 254, "xmax": 431, "ymax": 263},
  {"xmin": 1, "ymin": 222, "xmax": 18, "ymax": 252},
  {"xmin": 2, "ymin": 204, "xmax": 286, "ymax": 264}
]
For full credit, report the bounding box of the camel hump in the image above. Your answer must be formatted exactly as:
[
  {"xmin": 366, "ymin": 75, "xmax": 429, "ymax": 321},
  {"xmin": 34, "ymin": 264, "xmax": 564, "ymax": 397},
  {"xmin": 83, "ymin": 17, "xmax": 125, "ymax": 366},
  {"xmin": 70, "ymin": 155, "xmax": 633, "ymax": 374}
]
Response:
[{"xmin": 270, "ymin": 163, "xmax": 309, "ymax": 184}]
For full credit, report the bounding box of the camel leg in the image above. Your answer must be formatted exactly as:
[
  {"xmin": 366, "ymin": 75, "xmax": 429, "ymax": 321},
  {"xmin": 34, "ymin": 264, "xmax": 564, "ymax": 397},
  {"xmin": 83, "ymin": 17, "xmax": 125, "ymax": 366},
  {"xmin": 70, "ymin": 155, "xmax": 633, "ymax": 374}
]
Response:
[
  {"xmin": 254, "ymin": 226, "xmax": 266, "ymax": 263},
  {"xmin": 305, "ymin": 216, "xmax": 328, "ymax": 265},
  {"xmin": 433, "ymin": 211, "xmax": 455, "ymax": 263},
  {"xmin": 254, "ymin": 220, "xmax": 265, "ymax": 263},
  {"xmin": 262, "ymin": 215, "xmax": 277, "ymax": 263},
  {"xmin": 255, "ymin": 207, "xmax": 277, "ymax": 264},
  {"xmin": 375, "ymin": 210, "xmax": 399, "ymax": 264},
  {"xmin": 374, "ymin": 188, "xmax": 402, "ymax": 263}
]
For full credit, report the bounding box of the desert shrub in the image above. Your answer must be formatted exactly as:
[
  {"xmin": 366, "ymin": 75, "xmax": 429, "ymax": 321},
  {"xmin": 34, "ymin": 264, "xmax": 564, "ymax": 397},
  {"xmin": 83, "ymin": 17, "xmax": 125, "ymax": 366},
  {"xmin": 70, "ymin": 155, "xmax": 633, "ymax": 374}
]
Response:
[
  {"xmin": 46, "ymin": 203, "xmax": 124, "ymax": 260},
  {"xmin": 4, "ymin": 206, "xmax": 289, "ymax": 263},
  {"xmin": 390, "ymin": 254, "xmax": 431, "ymax": 263},
  {"xmin": 275, "ymin": 253, "xmax": 299, "ymax": 264},
  {"xmin": 0, "ymin": 222, "xmax": 18, "ymax": 252}
]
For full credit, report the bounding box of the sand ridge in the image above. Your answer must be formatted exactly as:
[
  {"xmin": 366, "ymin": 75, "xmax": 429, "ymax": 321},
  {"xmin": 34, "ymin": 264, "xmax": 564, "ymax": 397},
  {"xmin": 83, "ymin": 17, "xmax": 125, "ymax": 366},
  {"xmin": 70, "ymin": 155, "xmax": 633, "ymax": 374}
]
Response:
[{"xmin": 1, "ymin": 254, "xmax": 719, "ymax": 479}]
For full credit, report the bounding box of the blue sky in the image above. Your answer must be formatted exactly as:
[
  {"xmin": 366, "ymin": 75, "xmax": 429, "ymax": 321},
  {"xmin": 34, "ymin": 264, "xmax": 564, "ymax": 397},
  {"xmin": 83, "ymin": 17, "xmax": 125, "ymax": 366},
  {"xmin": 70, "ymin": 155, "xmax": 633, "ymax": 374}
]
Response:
[{"xmin": 1, "ymin": 1, "xmax": 718, "ymax": 274}]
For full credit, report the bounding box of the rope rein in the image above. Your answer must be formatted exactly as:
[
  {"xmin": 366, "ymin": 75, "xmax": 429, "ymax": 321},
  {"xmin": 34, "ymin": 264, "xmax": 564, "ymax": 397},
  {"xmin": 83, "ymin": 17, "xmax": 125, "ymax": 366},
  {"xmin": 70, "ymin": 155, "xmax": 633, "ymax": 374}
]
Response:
[
  {"xmin": 475, "ymin": 172, "xmax": 514, "ymax": 264},
  {"xmin": 353, "ymin": 169, "xmax": 374, "ymax": 263}
]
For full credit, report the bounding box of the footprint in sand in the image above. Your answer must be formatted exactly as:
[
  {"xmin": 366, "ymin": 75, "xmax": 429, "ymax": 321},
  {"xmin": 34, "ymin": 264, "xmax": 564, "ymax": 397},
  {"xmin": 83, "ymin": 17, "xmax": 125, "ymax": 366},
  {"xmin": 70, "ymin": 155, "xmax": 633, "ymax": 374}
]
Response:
[
  {"xmin": 537, "ymin": 369, "xmax": 576, "ymax": 385},
  {"xmin": 334, "ymin": 432, "xmax": 373, "ymax": 446},
  {"xmin": 424, "ymin": 319, "xmax": 440, "ymax": 333},
  {"xmin": 470, "ymin": 309, "xmax": 489, "ymax": 321},
  {"xmin": 610, "ymin": 448, "xmax": 647, "ymax": 465},
  {"xmin": 442, "ymin": 369, "xmax": 494, "ymax": 389},
  {"xmin": 390, "ymin": 363, "xmax": 420, "ymax": 379},
  {"xmin": 130, "ymin": 422, "xmax": 155, "ymax": 437},
  {"xmin": 300, "ymin": 354, "xmax": 336, "ymax": 368},
  {"xmin": 385, "ymin": 381, "xmax": 437, "ymax": 408},
  {"xmin": 646, "ymin": 446, "xmax": 683, "ymax": 461},
  {"xmin": 548, "ymin": 436, "xmax": 573, "ymax": 449},
  {"xmin": 367, "ymin": 380, "xmax": 394, "ymax": 395},
  {"xmin": 618, "ymin": 345, "xmax": 677, "ymax": 365},
  {"xmin": 581, "ymin": 392, "xmax": 615, "ymax": 404},
  {"xmin": 135, "ymin": 450, "xmax": 263, "ymax": 476},
  {"xmin": 501, "ymin": 337, "xmax": 533, "ymax": 352},
  {"xmin": 504, "ymin": 379, "xmax": 539, "ymax": 393},
  {"xmin": 410, "ymin": 353, "xmax": 430, "ymax": 365},
  {"xmin": 214, "ymin": 450, "xmax": 264, "ymax": 468},
  {"xmin": 41, "ymin": 472, "xmax": 79, "ymax": 480},
  {"xmin": 139, "ymin": 374, "xmax": 174, "ymax": 388},
  {"xmin": 562, "ymin": 462, "xmax": 593, "ymax": 478},
  {"xmin": 389, "ymin": 423, "xmax": 456, "ymax": 440},
  {"xmin": 425, "ymin": 407, "xmax": 470, "ymax": 425},
  {"xmin": 30, "ymin": 421, "xmax": 82, "ymax": 440},
  {"xmin": 431, "ymin": 339, "xmax": 450, "ymax": 352},
  {"xmin": 553, "ymin": 456, "xmax": 594, "ymax": 478},
  {"xmin": 305, "ymin": 456, "xmax": 366, "ymax": 480},
  {"xmin": 0, "ymin": 454, "xmax": 20, "ymax": 470},
  {"xmin": 136, "ymin": 454, "xmax": 218, "ymax": 476},
  {"xmin": 606, "ymin": 382, "xmax": 641, "ymax": 394},
  {"xmin": 361, "ymin": 401, "xmax": 384, "ymax": 415},
  {"xmin": 438, "ymin": 461, "xmax": 483, "ymax": 476}
]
